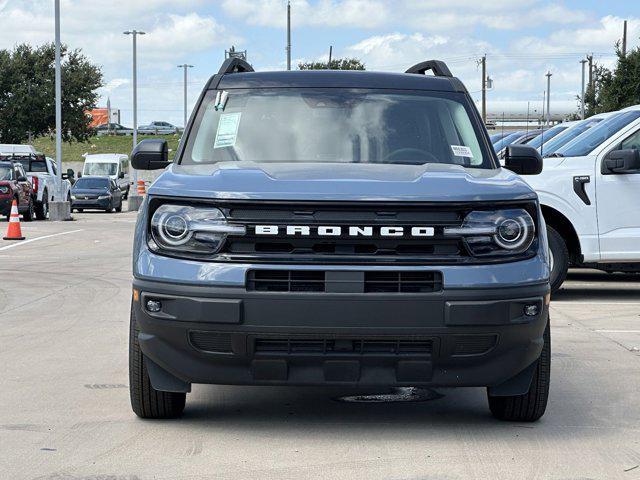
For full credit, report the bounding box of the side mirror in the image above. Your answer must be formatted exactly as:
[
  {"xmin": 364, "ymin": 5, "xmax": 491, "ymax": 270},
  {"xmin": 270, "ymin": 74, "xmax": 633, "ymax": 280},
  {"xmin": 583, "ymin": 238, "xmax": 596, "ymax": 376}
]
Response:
[
  {"xmin": 131, "ymin": 139, "xmax": 170, "ymax": 170},
  {"xmin": 504, "ymin": 144, "xmax": 543, "ymax": 175},
  {"xmin": 118, "ymin": 171, "xmax": 125, "ymax": 179},
  {"xmin": 77, "ymin": 172, "xmax": 82, "ymax": 178},
  {"xmin": 602, "ymin": 149, "xmax": 640, "ymax": 174},
  {"xmin": 18, "ymin": 176, "xmax": 28, "ymax": 182},
  {"xmin": 67, "ymin": 168, "xmax": 75, "ymax": 177}
]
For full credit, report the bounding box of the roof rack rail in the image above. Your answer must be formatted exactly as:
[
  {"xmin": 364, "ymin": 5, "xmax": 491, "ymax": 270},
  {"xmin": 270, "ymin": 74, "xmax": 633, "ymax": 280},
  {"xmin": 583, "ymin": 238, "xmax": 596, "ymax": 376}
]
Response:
[
  {"xmin": 405, "ymin": 60, "xmax": 453, "ymax": 78},
  {"xmin": 218, "ymin": 57, "xmax": 254, "ymax": 75}
]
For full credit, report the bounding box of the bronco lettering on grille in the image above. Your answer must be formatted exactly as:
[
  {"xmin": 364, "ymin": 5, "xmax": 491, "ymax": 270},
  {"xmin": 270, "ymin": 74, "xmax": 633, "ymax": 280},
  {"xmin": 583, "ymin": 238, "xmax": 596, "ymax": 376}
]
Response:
[{"xmin": 254, "ymin": 225, "xmax": 435, "ymax": 237}]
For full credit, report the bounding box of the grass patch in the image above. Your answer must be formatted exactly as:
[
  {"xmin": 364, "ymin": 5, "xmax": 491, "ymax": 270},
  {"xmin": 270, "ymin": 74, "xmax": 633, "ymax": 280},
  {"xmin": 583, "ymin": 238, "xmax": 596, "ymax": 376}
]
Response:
[{"xmin": 31, "ymin": 135, "xmax": 181, "ymax": 162}]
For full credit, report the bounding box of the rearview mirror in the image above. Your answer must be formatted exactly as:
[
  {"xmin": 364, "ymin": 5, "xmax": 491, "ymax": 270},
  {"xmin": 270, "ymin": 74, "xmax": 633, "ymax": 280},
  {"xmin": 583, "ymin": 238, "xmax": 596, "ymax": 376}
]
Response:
[
  {"xmin": 602, "ymin": 149, "xmax": 640, "ymax": 174},
  {"xmin": 504, "ymin": 144, "xmax": 543, "ymax": 175},
  {"xmin": 118, "ymin": 171, "xmax": 125, "ymax": 179},
  {"xmin": 131, "ymin": 139, "xmax": 170, "ymax": 170}
]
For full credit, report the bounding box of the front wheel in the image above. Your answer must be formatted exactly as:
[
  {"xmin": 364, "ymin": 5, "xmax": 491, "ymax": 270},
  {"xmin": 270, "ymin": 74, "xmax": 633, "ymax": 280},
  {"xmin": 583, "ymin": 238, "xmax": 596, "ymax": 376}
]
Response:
[
  {"xmin": 129, "ymin": 302, "xmax": 186, "ymax": 418},
  {"xmin": 23, "ymin": 197, "xmax": 35, "ymax": 222},
  {"xmin": 547, "ymin": 226, "xmax": 569, "ymax": 294},
  {"xmin": 487, "ymin": 320, "xmax": 550, "ymax": 422},
  {"xmin": 35, "ymin": 192, "xmax": 48, "ymax": 220}
]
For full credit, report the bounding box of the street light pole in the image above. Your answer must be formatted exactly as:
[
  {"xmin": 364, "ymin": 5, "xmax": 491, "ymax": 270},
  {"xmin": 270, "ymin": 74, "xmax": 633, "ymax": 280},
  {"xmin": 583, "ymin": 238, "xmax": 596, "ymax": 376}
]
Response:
[
  {"xmin": 580, "ymin": 59, "xmax": 587, "ymax": 119},
  {"xmin": 545, "ymin": 71, "xmax": 552, "ymax": 127},
  {"xmin": 177, "ymin": 64, "xmax": 193, "ymax": 129},
  {"xmin": 50, "ymin": 0, "xmax": 71, "ymax": 220},
  {"xmin": 124, "ymin": 29, "xmax": 145, "ymax": 211}
]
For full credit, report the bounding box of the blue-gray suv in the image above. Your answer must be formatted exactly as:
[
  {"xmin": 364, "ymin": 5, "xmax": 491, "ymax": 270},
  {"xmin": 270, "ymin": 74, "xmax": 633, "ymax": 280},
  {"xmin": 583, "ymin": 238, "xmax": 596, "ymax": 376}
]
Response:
[{"xmin": 129, "ymin": 58, "xmax": 551, "ymax": 421}]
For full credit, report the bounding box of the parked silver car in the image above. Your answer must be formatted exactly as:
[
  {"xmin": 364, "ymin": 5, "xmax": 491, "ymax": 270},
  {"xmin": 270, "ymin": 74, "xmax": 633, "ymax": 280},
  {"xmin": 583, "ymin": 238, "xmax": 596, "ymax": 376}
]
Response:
[{"xmin": 138, "ymin": 121, "xmax": 179, "ymax": 135}]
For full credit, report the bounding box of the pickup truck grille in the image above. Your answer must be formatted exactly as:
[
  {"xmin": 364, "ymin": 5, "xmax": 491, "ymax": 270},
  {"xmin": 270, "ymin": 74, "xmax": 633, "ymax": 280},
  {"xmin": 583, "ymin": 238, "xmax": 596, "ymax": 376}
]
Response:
[{"xmin": 218, "ymin": 201, "xmax": 469, "ymax": 265}]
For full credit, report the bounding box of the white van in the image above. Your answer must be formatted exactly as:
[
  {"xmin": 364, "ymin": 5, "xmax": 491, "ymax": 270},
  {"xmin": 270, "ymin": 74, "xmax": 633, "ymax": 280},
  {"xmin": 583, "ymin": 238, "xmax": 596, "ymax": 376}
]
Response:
[{"xmin": 81, "ymin": 154, "xmax": 130, "ymax": 198}]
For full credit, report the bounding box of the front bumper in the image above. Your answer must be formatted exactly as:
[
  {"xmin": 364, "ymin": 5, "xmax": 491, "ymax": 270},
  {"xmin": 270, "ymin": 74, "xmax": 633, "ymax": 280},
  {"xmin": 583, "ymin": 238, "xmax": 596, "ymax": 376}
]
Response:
[
  {"xmin": 133, "ymin": 278, "xmax": 549, "ymax": 389},
  {"xmin": 71, "ymin": 198, "xmax": 111, "ymax": 209}
]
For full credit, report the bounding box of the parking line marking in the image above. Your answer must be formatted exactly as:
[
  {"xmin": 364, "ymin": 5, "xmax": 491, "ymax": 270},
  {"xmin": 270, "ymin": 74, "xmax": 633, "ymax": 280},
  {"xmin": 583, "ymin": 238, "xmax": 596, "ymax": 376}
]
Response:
[
  {"xmin": 595, "ymin": 330, "xmax": 640, "ymax": 333},
  {"xmin": 0, "ymin": 229, "xmax": 83, "ymax": 251},
  {"xmin": 553, "ymin": 301, "xmax": 640, "ymax": 305}
]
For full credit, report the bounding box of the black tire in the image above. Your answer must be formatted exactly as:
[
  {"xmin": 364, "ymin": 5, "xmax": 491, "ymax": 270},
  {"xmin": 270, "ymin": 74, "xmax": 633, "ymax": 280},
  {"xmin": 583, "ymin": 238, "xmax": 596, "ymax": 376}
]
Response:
[
  {"xmin": 547, "ymin": 226, "xmax": 568, "ymax": 294},
  {"xmin": 488, "ymin": 320, "xmax": 550, "ymax": 422},
  {"xmin": 115, "ymin": 204, "xmax": 122, "ymax": 213},
  {"xmin": 123, "ymin": 187, "xmax": 129, "ymax": 200},
  {"xmin": 23, "ymin": 197, "xmax": 35, "ymax": 222},
  {"xmin": 35, "ymin": 191, "xmax": 48, "ymax": 220},
  {"xmin": 129, "ymin": 302, "xmax": 186, "ymax": 419}
]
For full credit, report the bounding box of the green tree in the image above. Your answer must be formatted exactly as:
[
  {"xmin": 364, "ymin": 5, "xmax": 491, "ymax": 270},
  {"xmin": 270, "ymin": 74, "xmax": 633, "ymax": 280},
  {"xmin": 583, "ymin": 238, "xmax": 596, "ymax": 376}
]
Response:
[
  {"xmin": 582, "ymin": 63, "xmax": 612, "ymax": 117},
  {"xmin": 298, "ymin": 58, "xmax": 365, "ymax": 70},
  {"xmin": 0, "ymin": 43, "xmax": 103, "ymax": 144},
  {"xmin": 598, "ymin": 43, "xmax": 640, "ymax": 112}
]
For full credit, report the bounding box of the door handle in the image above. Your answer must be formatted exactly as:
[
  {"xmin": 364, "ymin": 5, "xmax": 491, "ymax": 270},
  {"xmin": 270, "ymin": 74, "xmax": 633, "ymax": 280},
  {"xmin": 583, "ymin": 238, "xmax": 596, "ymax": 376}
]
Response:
[{"xmin": 573, "ymin": 176, "xmax": 591, "ymax": 205}]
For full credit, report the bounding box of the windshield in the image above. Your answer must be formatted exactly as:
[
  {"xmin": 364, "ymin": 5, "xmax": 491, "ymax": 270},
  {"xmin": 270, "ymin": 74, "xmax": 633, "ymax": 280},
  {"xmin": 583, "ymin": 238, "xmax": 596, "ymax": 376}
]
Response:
[
  {"xmin": 183, "ymin": 89, "xmax": 491, "ymax": 168},
  {"xmin": 556, "ymin": 111, "xmax": 640, "ymax": 157},
  {"xmin": 0, "ymin": 166, "xmax": 12, "ymax": 180},
  {"xmin": 83, "ymin": 162, "xmax": 117, "ymax": 176},
  {"xmin": 527, "ymin": 124, "xmax": 568, "ymax": 150},
  {"xmin": 541, "ymin": 118, "xmax": 605, "ymax": 156},
  {"xmin": 492, "ymin": 131, "xmax": 523, "ymax": 152},
  {"xmin": 74, "ymin": 177, "xmax": 109, "ymax": 189},
  {"xmin": 15, "ymin": 158, "xmax": 47, "ymax": 172}
]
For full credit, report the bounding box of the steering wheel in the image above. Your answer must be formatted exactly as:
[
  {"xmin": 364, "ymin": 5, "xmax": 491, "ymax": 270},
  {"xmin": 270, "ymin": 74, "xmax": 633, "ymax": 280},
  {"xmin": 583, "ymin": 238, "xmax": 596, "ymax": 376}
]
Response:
[{"xmin": 383, "ymin": 148, "xmax": 440, "ymax": 164}]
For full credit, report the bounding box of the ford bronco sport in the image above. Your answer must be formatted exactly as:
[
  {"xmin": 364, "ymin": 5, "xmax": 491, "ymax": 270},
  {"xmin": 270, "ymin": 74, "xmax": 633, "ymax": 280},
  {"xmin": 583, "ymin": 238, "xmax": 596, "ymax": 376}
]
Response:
[{"xmin": 129, "ymin": 58, "xmax": 551, "ymax": 421}]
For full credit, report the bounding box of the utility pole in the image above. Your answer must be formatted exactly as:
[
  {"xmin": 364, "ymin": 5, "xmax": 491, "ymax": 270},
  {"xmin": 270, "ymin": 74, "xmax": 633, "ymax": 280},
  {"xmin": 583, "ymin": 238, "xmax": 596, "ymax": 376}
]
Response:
[
  {"xmin": 622, "ymin": 20, "xmax": 628, "ymax": 57},
  {"xmin": 124, "ymin": 29, "xmax": 145, "ymax": 211},
  {"xmin": 50, "ymin": 0, "xmax": 70, "ymax": 220},
  {"xmin": 286, "ymin": 1, "xmax": 291, "ymax": 70},
  {"xmin": 480, "ymin": 54, "xmax": 487, "ymax": 124},
  {"xmin": 580, "ymin": 58, "xmax": 588, "ymax": 119},
  {"xmin": 545, "ymin": 71, "xmax": 552, "ymax": 127},
  {"xmin": 177, "ymin": 64, "xmax": 194, "ymax": 129},
  {"xmin": 587, "ymin": 54, "xmax": 593, "ymax": 92},
  {"xmin": 328, "ymin": 45, "xmax": 332, "ymax": 69}
]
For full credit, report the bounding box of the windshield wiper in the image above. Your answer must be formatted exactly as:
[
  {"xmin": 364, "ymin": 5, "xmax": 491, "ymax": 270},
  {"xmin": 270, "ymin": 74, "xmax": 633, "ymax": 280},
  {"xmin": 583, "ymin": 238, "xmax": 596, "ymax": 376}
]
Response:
[{"xmin": 545, "ymin": 153, "xmax": 564, "ymax": 158}]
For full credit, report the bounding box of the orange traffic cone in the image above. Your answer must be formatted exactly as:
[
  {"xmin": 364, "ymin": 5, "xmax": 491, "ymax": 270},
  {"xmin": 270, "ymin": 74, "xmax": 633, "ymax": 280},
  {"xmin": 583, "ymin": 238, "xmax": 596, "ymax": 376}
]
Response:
[
  {"xmin": 3, "ymin": 200, "xmax": 25, "ymax": 241},
  {"xmin": 136, "ymin": 180, "xmax": 146, "ymax": 196}
]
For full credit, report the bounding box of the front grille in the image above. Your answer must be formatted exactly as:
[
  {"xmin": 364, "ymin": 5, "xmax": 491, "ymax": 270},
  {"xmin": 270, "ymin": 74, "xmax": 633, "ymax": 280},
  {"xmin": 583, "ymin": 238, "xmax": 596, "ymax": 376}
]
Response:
[
  {"xmin": 246, "ymin": 270, "xmax": 443, "ymax": 293},
  {"xmin": 364, "ymin": 271, "xmax": 442, "ymax": 293},
  {"xmin": 220, "ymin": 202, "xmax": 467, "ymax": 264},
  {"xmin": 247, "ymin": 270, "xmax": 325, "ymax": 292},
  {"xmin": 254, "ymin": 337, "xmax": 434, "ymax": 356}
]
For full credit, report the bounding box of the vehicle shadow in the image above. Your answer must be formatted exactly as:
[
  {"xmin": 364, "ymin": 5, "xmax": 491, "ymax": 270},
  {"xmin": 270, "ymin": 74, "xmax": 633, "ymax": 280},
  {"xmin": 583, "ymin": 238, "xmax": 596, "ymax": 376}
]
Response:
[{"xmin": 553, "ymin": 269, "xmax": 640, "ymax": 302}]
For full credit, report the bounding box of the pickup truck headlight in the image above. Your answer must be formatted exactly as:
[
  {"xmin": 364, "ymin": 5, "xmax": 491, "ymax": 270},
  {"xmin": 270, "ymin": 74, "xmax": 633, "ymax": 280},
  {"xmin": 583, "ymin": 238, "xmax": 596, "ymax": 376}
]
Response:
[
  {"xmin": 149, "ymin": 204, "xmax": 246, "ymax": 256},
  {"xmin": 444, "ymin": 208, "xmax": 536, "ymax": 256}
]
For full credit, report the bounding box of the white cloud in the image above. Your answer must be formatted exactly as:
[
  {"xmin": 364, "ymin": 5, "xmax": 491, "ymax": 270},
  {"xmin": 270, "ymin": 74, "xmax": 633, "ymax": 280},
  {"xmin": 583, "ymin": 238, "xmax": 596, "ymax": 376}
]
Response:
[{"xmin": 221, "ymin": 0, "xmax": 390, "ymax": 28}]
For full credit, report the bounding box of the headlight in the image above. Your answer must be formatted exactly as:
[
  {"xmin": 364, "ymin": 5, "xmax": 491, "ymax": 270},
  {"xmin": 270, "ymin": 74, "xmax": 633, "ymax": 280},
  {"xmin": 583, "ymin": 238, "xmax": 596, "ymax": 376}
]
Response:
[
  {"xmin": 0, "ymin": 186, "xmax": 9, "ymax": 194},
  {"xmin": 70, "ymin": 195, "xmax": 76, "ymax": 200},
  {"xmin": 444, "ymin": 208, "xmax": 536, "ymax": 256},
  {"xmin": 98, "ymin": 194, "xmax": 111, "ymax": 199},
  {"xmin": 149, "ymin": 204, "xmax": 246, "ymax": 256}
]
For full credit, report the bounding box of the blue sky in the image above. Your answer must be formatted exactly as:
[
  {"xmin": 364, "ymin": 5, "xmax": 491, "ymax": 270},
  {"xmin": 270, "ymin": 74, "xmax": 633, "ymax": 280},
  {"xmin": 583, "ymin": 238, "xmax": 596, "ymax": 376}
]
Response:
[{"xmin": 1, "ymin": 0, "xmax": 639, "ymax": 127}]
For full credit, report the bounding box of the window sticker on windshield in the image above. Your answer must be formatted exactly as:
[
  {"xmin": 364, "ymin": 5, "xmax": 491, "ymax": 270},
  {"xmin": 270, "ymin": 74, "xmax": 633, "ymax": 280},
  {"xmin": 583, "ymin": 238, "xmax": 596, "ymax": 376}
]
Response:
[
  {"xmin": 451, "ymin": 145, "xmax": 473, "ymax": 157},
  {"xmin": 213, "ymin": 112, "xmax": 241, "ymax": 149}
]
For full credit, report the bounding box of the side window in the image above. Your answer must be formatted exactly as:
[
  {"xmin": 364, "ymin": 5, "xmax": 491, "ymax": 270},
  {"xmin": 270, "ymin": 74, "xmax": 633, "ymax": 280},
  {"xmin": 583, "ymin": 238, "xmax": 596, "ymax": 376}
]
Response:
[
  {"xmin": 620, "ymin": 129, "xmax": 640, "ymax": 151},
  {"xmin": 18, "ymin": 165, "xmax": 26, "ymax": 178},
  {"xmin": 50, "ymin": 160, "xmax": 57, "ymax": 176}
]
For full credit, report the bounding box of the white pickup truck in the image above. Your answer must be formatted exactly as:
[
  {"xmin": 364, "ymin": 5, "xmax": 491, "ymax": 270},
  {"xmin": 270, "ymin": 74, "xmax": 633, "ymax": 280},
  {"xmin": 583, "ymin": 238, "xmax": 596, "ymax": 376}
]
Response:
[
  {"xmin": 0, "ymin": 144, "xmax": 72, "ymax": 220},
  {"xmin": 524, "ymin": 106, "xmax": 640, "ymax": 292}
]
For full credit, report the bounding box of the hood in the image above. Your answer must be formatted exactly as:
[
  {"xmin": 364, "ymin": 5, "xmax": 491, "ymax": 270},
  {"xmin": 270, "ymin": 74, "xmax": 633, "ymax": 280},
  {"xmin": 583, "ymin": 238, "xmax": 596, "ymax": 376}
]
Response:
[{"xmin": 148, "ymin": 162, "xmax": 537, "ymax": 203}]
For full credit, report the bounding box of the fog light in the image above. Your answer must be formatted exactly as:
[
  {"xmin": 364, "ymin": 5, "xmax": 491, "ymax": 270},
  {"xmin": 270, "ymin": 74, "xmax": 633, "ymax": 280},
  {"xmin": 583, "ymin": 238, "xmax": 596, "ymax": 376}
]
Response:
[
  {"xmin": 524, "ymin": 304, "xmax": 539, "ymax": 317},
  {"xmin": 146, "ymin": 299, "xmax": 162, "ymax": 313}
]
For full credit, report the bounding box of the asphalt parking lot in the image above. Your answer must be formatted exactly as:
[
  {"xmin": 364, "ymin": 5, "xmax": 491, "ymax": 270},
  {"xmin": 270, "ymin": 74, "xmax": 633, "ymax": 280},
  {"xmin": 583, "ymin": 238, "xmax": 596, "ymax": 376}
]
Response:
[{"xmin": 1, "ymin": 209, "xmax": 639, "ymax": 480}]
